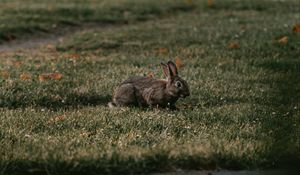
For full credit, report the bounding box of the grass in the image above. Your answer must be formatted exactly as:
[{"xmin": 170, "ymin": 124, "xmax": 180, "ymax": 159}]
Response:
[
  {"xmin": 1, "ymin": 0, "xmax": 300, "ymax": 174},
  {"xmin": 0, "ymin": 0, "xmax": 194, "ymax": 43}
]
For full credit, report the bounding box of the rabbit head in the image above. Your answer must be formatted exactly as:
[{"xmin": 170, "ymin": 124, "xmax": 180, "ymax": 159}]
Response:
[{"xmin": 161, "ymin": 61, "xmax": 190, "ymax": 98}]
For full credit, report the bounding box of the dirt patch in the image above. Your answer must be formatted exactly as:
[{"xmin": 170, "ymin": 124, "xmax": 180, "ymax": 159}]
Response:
[
  {"xmin": 0, "ymin": 23, "xmax": 114, "ymax": 52},
  {"xmin": 0, "ymin": 36, "xmax": 58, "ymax": 52}
]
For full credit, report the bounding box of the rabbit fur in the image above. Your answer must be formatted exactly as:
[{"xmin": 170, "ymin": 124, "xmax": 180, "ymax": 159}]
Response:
[{"xmin": 109, "ymin": 61, "xmax": 190, "ymax": 109}]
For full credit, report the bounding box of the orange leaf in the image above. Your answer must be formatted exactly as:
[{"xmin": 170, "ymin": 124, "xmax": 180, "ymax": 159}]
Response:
[
  {"xmin": 156, "ymin": 48, "xmax": 169, "ymax": 55},
  {"xmin": 0, "ymin": 71, "xmax": 10, "ymax": 79},
  {"xmin": 240, "ymin": 25, "xmax": 247, "ymax": 30},
  {"xmin": 80, "ymin": 132, "xmax": 93, "ymax": 137},
  {"xmin": 49, "ymin": 73, "xmax": 63, "ymax": 80},
  {"xmin": 178, "ymin": 103, "xmax": 194, "ymax": 109},
  {"xmin": 278, "ymin": 36, "xmax": 288, "ymax": 45},
  {"xmin": 39, "ymin": 73, "xmax": 63, "ymax": 82},
  {"xmin": 64, "ymin": 53, "xmax": 80, "ymax": 59},
  {"xmin": 13, "ymin": 61, "xmax": 23, "ymax": 67},
  {"xmin": 208, "ymin": 0, "xmax": 214, "ymax": 6},
  {"xmin": 147, "ymin": 72, "xmax": 155, "ymax": 78},
  {"xmin": 38, "ymin": 74, "xmax": 48, "ymax": 82},
  {"xmin": 292, "ymin": 24, "xmax": 300, "ymax": 33},
  {"xmin": 20, "ymin": 73, "xmax": 31, "ymax": 80},
  {"xmin": 47, "ymin": 115, "xmax": 66, "ymax": 124},
  {"xmin": 186, "ymin": 0, "xmax": 193, "ymax": 5},
  {"xmin": 228, "ymin": 41, "xmax": 239, "ymax": 49},
  {"xmin": 45, "ymin": 44, "xmax": 55, "ymax": 50},
  {"xmin": 175, "ymin": 57, "xmax": 184, "ymax": 68}
]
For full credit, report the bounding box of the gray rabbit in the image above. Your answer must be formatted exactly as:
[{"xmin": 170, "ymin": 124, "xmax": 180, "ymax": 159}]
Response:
[{"xmin": 108, "ymin": 61, "xmax": 190, "ymax": 109}]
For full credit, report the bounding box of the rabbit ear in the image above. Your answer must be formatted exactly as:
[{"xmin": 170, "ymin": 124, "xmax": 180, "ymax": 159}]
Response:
[
  {"xmin": 161, "ymin": 62, "xmax": 170, "ymax": 78},
  {"xmin": 167, "ymin": 61, "xmax": 178, "ymax": 77}
]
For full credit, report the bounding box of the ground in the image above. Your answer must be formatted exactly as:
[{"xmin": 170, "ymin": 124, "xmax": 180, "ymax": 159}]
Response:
[{"xmin": 0, "ymin": 0, "xmax": 300, "ymax": 174}]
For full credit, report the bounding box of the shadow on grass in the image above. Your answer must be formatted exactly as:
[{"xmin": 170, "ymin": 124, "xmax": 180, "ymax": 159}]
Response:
[
  {"xmin": 200, "ymin": 37, "xmax": 300, "ymax": 169},
  {"xmin": 247, "ymin": 33, "xmax": 300, "ymax": 168},
  {"xmin": 0, "ymin": 92, "xmax": 111, "ymax": 110},
  {"xmin": 0, "ymin": 1, "xmax": 195, "ymax": 44},
  {"xmin": 37, "ymin": 93, "xmax": 112, "ymax": 110},
  {"xmin": 256, "ymin": 58, "xmax": 300, "ymax": 169},
  {"xmin": 0, "ymin": 152, "xmax": 265, "ymax": 175},
  {"xmin": 206, "ymin": 0, "xmax": 299, "ymax": 13}
]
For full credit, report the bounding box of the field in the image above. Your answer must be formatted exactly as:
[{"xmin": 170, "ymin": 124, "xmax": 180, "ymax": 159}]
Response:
[{"xmin": 0, "ymin": 0, "xmax": 300, "ymax": 174}]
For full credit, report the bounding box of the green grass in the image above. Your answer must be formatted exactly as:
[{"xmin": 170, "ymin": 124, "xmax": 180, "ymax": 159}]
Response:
[
  {"xmin": 1, "ymin": 0, "xmax": 300, "ymax": 174},
  {"xmin": 0, "ymin": 0, "xmax": 194, "ymax": 43}
]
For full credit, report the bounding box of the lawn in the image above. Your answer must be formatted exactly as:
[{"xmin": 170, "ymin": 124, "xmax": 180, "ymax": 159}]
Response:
[
  {"xmin": 0, "ymin": 0, "xmax": 300, "ymax": 174},
  {"xmin": 0, "ymin": 0, "xmax": 194, "ymax": 43}
]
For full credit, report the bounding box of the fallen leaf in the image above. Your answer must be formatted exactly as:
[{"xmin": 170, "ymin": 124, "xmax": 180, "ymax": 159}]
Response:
[
  {"xmin": 20, "ymin": 73, "xmax": 31, "ymax": 80},
  {"xmin": 175, "ymin": 57, "xmax": 184, "ymax": 68},
  {"xmin": 240, "ymin": 25, "xmax": 247, "ymax": 30},
  {"xmin": 156, "ymin": 47, "xmax": 169, "ymax": 55},
  {"xmin": 228, "ymin": 41, "xmax": 239, "ymax": 49},
  {"xmin": 13, "ymin": 61, "xmax": 23, "ymax": 67},
  {"xmin": 186, "ymin": 0, "xmax": 193, "ymax": 5},
  {"xmin": 45, "ymin": 44, "xmax": 55, "ymax": 50},
  {"xmin": 47, "ymin": 115, "xmax": 66, "ymax": 124},
  {"xmin": 178, "ymin": 103, "xmax": 194, "ymax": 109},
  {"xmin": 80, "ymin": 131, "xmax": 93, "ymax": 137},
  {"xmin": 292, "ymin": 24, "xmax": 300, "ymax": 33},
  {"xmin": 35, "ymin": 64, "xmax": 41, "ymax": 69},
  {"xmin": 148, "ymin": 72, "xmax": 155, "ymax": 78},
  {"xmin": 49, "ymin": 73, "xmax": 63, "ymax": 80},
  {"xmin": 47, "ymin": 5, "xmax": 54, "ymax": 11},
  {"xmin": 38, "ymin": 74, "xmax": 47, "ymax": 82},
  {"xmin": 39, "ymin": 73, "xmax": 63, "ymax": 82},
  {"xmin": 0, "ymin": 71, "xmax": 10, "ymax": 79},
  {"xmin": 64, "ymin": 53, "xmax": 80, "ymax": 59},
  {"xmin": 278, "ymin": 36, "xmax": 288, "ymax": 45},
  {"xmin": 208, "ymin": 0, "xmax": 214, "ymax": 6}
]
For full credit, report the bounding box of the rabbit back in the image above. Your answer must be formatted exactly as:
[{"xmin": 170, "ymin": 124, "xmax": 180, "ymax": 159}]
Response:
[{"xmin": 113, "ymin": 76, "xmax": 168, "ymax": 107}]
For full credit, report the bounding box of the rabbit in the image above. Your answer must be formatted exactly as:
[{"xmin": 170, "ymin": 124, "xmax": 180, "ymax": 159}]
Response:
[{"xmin": 108, "ymin": 61, "xmax": 190, "ymax": 109}]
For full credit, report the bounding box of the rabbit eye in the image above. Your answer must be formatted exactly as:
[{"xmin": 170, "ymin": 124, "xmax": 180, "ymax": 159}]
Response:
[{"xmin": 175, "ymin": 81, "xmax": 182, "ymax": 88}]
